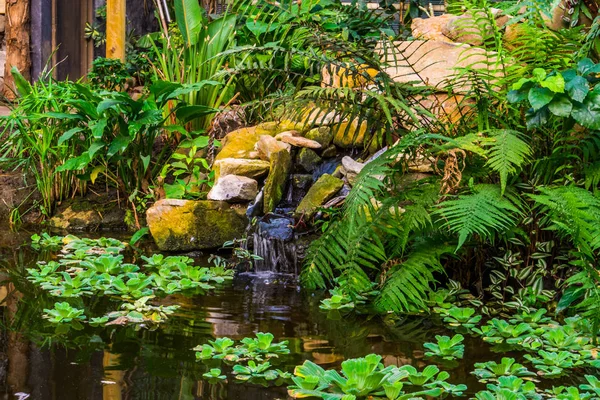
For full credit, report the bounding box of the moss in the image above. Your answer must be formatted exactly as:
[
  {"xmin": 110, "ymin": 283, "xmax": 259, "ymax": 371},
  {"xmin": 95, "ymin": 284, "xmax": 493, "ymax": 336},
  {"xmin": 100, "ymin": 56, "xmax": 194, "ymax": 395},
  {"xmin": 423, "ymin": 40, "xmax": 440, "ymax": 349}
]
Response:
[
  {"xmin": 297, "ymin": 148, "xmax": 322, "ymax": 173},
  {"xmin": 263, "ymin": 149, "xmax": 292, "ymax": 214},
  {"xmin": 295, "ymin": 174, "xmax": 344, "ymax": 220},
  {"xmin": 332, "ymin": 119, "xmax": 368, "ymax": 148},
  {"xmin": 146, "ymin": 199, "xmax": 248, "ymax": 251},
  {"xmin": 305, "ymin": 126, "xmax": 333, "ymax": 147}
]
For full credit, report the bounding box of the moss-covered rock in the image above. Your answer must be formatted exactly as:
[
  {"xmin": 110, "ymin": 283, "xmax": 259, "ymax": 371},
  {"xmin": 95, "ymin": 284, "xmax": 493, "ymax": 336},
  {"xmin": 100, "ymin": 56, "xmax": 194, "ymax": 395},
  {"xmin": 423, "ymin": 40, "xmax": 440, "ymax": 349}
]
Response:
[
  {"xmin": 48, "ymin": 197, "xmax": 126, "ymax": 231},
  {"xmin": 146, "ymin": 199, "xmax": 248, "ymax": 251},
  {"xmin": 216, "ymin": 127, "xmax": 276, "ymax": 161},
  {"xmin": 297, "ymin": 148, "xmax": 322, "ymax": 173},
  {"xmin": 305, "ymin": 126, "xmax": 333, "ymax": 147},
  {"xmin": 332, "ymin": 119, "xmax": 368, "ymax": 148},
  {"xmin": 263, "ymin": 149, "xmax": 292, "ymax": 214},
  {"xmin": 294, "ymin": 174, "xmax": 344, "ymax": 220},
  {"xmin": 214, "ymin": 158, "xmax": 270, "ymax": 180}
]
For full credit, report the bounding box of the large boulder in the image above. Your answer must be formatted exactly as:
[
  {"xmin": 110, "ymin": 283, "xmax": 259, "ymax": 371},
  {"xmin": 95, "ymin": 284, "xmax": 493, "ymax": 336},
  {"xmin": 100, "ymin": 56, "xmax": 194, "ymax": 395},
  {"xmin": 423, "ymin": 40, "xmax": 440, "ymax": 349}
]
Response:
[
  {"xmin": 207, "ymin": 175, "xmax": 258, "ymax": 203},
  {"xmin": 441, "ymin": 13, "xmax": 493, "ymax": 46},
  {"xmin": 294, "ymin": 174, "xmax": 344, "ymax": 220},
  {"xmin": 263, "ymin": 149, "xmax": 292, "ymax": 214},
  {"xmin": 411, "ymin": 14, "xmax": 456, "ymax": 42},
  {"xmin": 378, "ymin": 40, "xmax": 502, "ymax": 93},
  {"xmin": 214, "ymin": 158, "xmax": 270, "ymax": 180},
  {"xmin": 146, "ymin": 199, "xmax": 248, "ymax": 251}
]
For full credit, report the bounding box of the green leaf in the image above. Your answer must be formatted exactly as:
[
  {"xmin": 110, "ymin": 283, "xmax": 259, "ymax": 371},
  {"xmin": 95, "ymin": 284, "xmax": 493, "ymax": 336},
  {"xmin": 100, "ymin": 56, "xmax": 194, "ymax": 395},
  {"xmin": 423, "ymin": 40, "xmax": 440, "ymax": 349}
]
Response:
[
  {"xmin": 56, "ymin": 153, "xmax": 92, "ymax": 172},
  {"xmin": 532, "ymin": 68, "xmax": 547, "ymax": 82},
  {"xmin": 571, "ymin": 91, "xmax": 600, "ymax": 129},
  {"xmin": 88, "ymin": 141, "xmax": 105, "ymax": 157},
  {"xmin": 556, "ymin": 286, "xmax": 585, "ymax": 313},
  {"xmin": 11, "ymin": 67, "xmax": 32, "ymax": 96},
  {"xmin": 565, "ymin": 75, "xmax": 590, "ymax": 103},
  {"xmin": 540, "ymin": 74, "xmax": 565, "ymax": 93},
  {"xmin": 90, "ymin": 119, "xmax": 108, "ymax": 139},
  {"xmin": 141, "ymin": 155, "xmax": 151, "ymax": 172},
  {"xmin": 108, "ymin": 135, "xmax": 133, "ymax": 157},
  {"xmin": 174, "ymin": 0, "xmax": 204, "ymax": 46},
  {"xmin": 246, "ymin": 19, "xmax": 278, "ymax": 36},
  {"xmin": 547, "ymin": 95, "xmax": 573, "ymax": 117},
  {"xmin": 175, "ymin": 105, "xmax": 217, "ymax": 123},
  {"xmin": 58, "ymin": 128, "xmax": 84, "ymax": 145},
  {"xmin": 528, "ymin": 87, "xmax": 554, "ymax": 111}
]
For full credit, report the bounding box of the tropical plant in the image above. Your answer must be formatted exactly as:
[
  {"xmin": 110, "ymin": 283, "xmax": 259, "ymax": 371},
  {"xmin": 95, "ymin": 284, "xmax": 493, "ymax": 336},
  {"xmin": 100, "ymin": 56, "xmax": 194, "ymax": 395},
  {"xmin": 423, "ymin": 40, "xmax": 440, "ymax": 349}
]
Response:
[
  {"xmin": 472, "ymin": 358, "xmax": 537, "ymax": 383},
  {"xmin": 440, "ymin": 307, "xmax": 482, "ymax": 329},
  {"xmin": 423, "ymin": 334, "xmax": 465, "ymax": 360},
  {"xmin": 202, "ymin": 368, "xmax": 227, "ymax": 382},
  {"xmin": 148, "ymin": 0, "xmax": 236, "ymax": 131}
]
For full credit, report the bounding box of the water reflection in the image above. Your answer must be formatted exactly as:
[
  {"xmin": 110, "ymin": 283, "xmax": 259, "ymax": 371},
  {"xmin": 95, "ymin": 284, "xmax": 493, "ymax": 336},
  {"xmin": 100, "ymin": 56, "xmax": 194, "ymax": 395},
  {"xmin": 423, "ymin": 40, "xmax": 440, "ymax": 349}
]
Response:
[{"xmin": 0, "ymin": 239, "xmax": 494, "ymax": 399}]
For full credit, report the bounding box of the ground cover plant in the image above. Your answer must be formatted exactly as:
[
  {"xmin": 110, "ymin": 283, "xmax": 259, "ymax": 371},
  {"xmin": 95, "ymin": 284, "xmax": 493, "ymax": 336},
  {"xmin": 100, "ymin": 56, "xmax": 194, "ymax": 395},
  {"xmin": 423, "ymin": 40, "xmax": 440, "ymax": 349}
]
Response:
[{"xmin": 24, "ymin": 234, "xmax": 233, "ymax": 331}]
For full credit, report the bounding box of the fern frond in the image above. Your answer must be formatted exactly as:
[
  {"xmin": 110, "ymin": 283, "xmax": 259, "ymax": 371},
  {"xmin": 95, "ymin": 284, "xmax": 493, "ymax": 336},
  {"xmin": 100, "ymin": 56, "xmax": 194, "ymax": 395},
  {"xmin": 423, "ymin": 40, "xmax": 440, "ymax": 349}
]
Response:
[
  {"xmin": 530, "ymin": 186, "xmax": 600, "ymax": 256},
  {"xmin": 484, "ymin": 129, "xmax": 532, "ymax": 195},
  {"xmin": 436, "ymin": 184, "xmax": 524, "ymax": 250},
  {"xmin": 376, "ymin": 240, "xmax": 452, "ymax": 313}
]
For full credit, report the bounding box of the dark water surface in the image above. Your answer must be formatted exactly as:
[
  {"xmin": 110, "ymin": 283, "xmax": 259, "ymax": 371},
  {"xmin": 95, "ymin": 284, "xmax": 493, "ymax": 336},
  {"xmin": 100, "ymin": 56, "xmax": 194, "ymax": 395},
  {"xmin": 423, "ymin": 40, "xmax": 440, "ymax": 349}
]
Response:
[{"xmin": 0, "ymin": 230, "xmax": 560, "ymax": 400}]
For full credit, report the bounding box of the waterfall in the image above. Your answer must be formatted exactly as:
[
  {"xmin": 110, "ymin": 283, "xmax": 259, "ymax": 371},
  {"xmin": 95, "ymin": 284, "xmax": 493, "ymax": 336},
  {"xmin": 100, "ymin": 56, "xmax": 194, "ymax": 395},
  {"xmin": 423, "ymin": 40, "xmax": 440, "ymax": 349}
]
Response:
[{"xmin": 251, "ymin": 216, "xmax": 299, "ymax": 275}]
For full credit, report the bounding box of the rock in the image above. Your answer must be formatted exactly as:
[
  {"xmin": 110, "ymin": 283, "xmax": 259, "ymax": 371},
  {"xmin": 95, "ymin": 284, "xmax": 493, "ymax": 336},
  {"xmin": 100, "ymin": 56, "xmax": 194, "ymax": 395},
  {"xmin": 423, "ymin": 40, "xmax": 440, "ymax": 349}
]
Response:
[
  {"xmin": 341, "ymin": 156, "xmax": 365, "ymax": 185},
  {"xmin": 305, "ymin": 126, "xmax": 333, "ymax": 147},
  {"xmin": 378, "ymin": 40, "xmax": 502, "ymax": 93},
  {"xmin": 263, "ymin": 149, "xmax": 292, "ymax": 214},
  {"xmin": 332, "ymin": 119, "xmax": 368, "ymax": 148},
  {"xmin": 255, "ymin": 135, "xmax": 290, "ymax": 161},
  {"xmin": 295, "ymin": 174, "xmax": 344, "ymax": 220},
  {"xmin": 411, "ymin": 14, "xmax": 456, "ymax": 42},
  {"xmin": 442, "ymin": 13, "xmax": 493, "ymax": 46},
  {"xmin": 414, "ymin": 93, "xmax": 475, "ymax": 126},
  {"xmin": 246, "ymin": 189, "xmax": 264, "ymax": 218},
  {"xmin": 146, "ymin": 199, "xmax": 248, "ymax": 251},
  {"xmin": 321, "ymin": 145, "xmax": 337, "ymax": 158},
  {"xmin": 255, "ymin": 121, "xmax": 282, "ymax": 135},
  {"xmin": 321, "ymin": 64, "xmax": 378, "ymax": 88},
  {"xmin": 216, "ymin": 126, "xmax": 275, "ymax": 161},
  {"xmin": 258, "ymin": 217, "xmax": 294, "ymax": 241},
  {"xmin": 276, "ymin": 120, "xmax": 307, "ymax": 133},
  {"xmin": 274, "ymin": 130, "xmax": 300, "ymax": 140},
  {"xmin": 288, "ymin": 174, "xmax": 314, "ymax": 204},
  {"xmin": 297, "ymin": 148, "xmax": 322, "ymax": 173},
  {"xmin": 207, "ymin": 175, "xmax": 258, "ymax": 202},
  {"xmin": 48, "ymin": 197, "xmax": 126, "ymax": 231},
  {"xmin": 280, "ymin": 135, "xmax": 322, "ymax": 149},
  {"xmin": 313, "ymin": 159, "xmax": 341, "ymax": 181},
  {"xmin": 299, "ymin": 106, "xmax": 343, "ymax": 126},
  {"xmin": 214, "ymin": 158, "xmax": 270, "ymax": 180}
]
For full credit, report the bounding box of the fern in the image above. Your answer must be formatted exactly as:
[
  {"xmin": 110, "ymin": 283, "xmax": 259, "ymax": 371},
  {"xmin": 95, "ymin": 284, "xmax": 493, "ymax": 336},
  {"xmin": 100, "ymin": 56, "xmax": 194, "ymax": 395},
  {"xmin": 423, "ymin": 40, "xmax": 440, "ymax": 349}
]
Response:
[
  {"xmin": 376, "ymin": 240, "xmax": 452, "ymax": 313},
  {"xmin": 436, "ymin": 184, "xmax": 524, "ymax": 250},
  {"xmin": 484, "ymin": 129, "xmax": 532, "ymax": 195},
  {"xmin": 530, "ymin": 186, "xmax": 600, "ymax": 255}
]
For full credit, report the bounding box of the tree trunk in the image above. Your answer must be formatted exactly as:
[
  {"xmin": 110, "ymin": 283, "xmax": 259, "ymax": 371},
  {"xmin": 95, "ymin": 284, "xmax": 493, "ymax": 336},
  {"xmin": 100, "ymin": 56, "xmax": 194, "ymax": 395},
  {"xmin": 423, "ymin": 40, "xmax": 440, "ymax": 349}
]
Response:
[{"xmin": 3, "ymin": 0, "xmax": 31, "ymax": 100}]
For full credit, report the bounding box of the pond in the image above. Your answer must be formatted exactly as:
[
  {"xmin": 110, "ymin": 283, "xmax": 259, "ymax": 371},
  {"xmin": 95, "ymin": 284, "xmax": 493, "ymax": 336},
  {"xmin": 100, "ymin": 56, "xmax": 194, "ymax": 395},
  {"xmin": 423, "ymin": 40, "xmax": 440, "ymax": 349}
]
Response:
[{"xmin": 0, "ymin": 230, "xmax": 589, "ymax": 399}]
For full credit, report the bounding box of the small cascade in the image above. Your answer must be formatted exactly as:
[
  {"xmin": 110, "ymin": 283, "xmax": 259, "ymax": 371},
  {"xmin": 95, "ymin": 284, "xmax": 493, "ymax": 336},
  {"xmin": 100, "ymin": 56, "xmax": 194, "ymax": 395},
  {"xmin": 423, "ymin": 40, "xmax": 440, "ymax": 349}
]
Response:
[{"xmin": 251, "ymin": 215, "xmax": 300, "ymax": 275}]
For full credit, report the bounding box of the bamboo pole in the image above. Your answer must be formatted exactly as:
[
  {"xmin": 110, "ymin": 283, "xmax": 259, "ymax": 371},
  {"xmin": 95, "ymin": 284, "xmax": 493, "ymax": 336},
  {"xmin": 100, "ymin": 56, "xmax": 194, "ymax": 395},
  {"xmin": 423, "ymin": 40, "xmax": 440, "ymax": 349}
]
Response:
[{"xmin": 106, "ymin": 0, "xmax": 126, "ymax": 61}]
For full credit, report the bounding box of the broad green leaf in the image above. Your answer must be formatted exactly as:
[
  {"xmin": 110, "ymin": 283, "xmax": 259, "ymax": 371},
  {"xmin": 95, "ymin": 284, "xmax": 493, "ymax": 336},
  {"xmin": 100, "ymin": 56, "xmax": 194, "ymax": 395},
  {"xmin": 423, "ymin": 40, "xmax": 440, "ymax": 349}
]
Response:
[
  {"xmin": 56, "ymin": 153, "xmax": 92, "ymax": 172},
  {"xmin": 547, "ymin": 95, "xmax": 573, "ymax": 117},
  {"xmin": 108, "ymin": 135, "xmax": 133, "ymax": 157},
  {"xmin": 571, "ymin": 91, "xmax": 600, "ymax": 129},
  {"xmin": 565, "ymin": 75, "xmax": 590, "ymax": 103},
  {"xmin": 174, "ymin": 0, "xmax": 204, "ymax": 46},
  {"xmin": 532, "ymin": 68, "xmax": 547, "ymax": 81},
  {"xmin": 540, "ymin": 74, "xmax": 565, "ymax": 93},
  {"xmin": 528, "ymin": 87, "xmax": 554, "ymax": 110},
  {"xmin": 90, "ymin": 118, "xmax": 108, "ymax": 139}
]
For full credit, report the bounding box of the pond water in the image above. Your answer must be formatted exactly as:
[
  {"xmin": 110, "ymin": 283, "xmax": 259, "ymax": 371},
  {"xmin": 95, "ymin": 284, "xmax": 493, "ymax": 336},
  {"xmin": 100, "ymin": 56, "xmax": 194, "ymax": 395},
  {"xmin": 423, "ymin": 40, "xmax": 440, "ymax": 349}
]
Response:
[{"xmin": 0, "ymin": 230, "xmax": 584, "ymax": 399}]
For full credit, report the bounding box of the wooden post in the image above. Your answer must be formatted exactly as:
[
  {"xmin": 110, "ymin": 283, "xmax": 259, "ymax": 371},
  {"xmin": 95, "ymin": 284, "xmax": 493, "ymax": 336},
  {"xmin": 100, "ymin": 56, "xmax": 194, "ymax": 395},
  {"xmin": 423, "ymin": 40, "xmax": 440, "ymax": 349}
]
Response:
[
  {"xmin": 106, "ymin": 0, "xmax": 126, "ymax": 61},
  {"xmin": 3, "ymin": 0, "xmax": 31, "ymax": 100}
]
